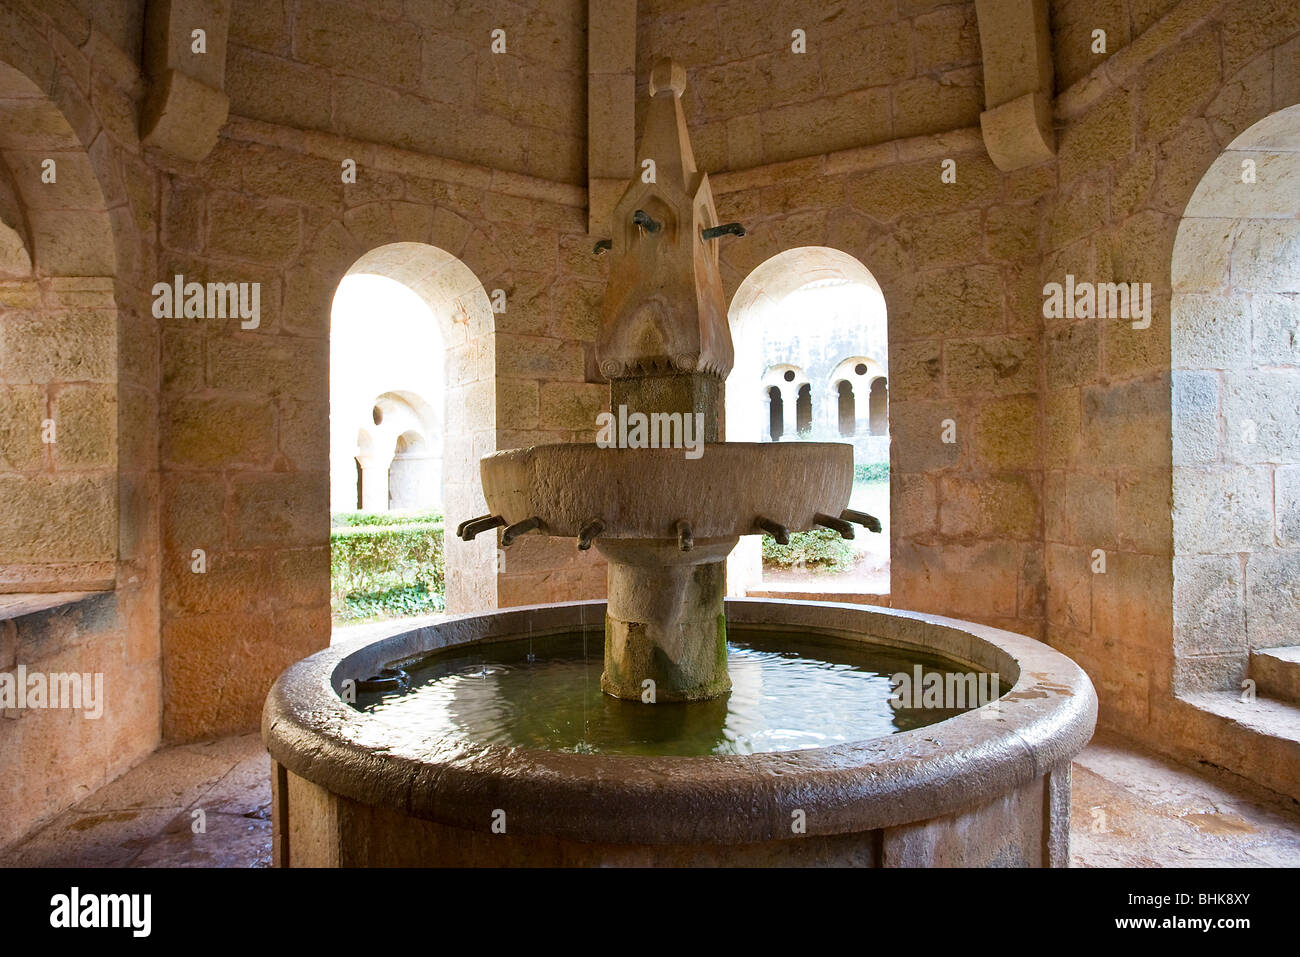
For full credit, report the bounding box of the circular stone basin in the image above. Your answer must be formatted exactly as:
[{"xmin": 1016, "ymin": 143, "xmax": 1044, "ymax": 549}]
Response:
[
  {"xmin": 479, "ymin": 442, "xmax": 852, "ymax": 538},
  {"xmin": 263, "ymin": 599, "xmax": 1097, "ymax": 867},
  {"xmin": 352, "ymin": 629, "xmax": 1005, "ymax": 756}
]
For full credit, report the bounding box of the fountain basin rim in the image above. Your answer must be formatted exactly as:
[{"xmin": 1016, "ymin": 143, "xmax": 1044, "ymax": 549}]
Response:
[
  {"xmin": 480, "ymin": 442, "xmax": 854, "ymax": 539},
  {"xmin": 263, "ymin": 599, "xmax": 1096, "ymax": 846}
]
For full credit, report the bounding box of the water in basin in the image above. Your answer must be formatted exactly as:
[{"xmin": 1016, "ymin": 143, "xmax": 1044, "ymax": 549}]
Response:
[{"xmin": 352, "ymin": 628, "xmax": 1004, "ymax": 757}]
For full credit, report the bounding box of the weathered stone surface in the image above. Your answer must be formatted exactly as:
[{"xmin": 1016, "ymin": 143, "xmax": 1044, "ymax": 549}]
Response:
[
  {"xmin": 1173, "ymin": 465, "xmax": 1274, "ymax": 554},
  {"xmin": 1045, "ymin": 321, "xmax": 1099, "ymax": 389},
  {"xmin": 975, "ymin": 394, "xmax": 1038, "ymax": 469},
  {"xmin": 49, "ymin": 383, "xmax": 115, "ymax": 469},
  {"xmin": 938, "ymin": 473, "xmax": 1039, "ymax": 539},
  {"xmin": 6, "ymin": 0, "xmax": 1300, "ymax": 853},
  {"xmin": 1278, "ymin": 466, "xmax": 1300, "ymax": 544},
  {"xmin": 946, "ymin": 336, "xmax": 1038, "ymax": 396},
  {"xmin": 1221, "ymin": 371, "xmax": 1300, "ymax": 464},
  {"xmin": 0, "ymin": 384, "xmax": 44, "ymax": 470},
  {"xmin": 1174, "ymin": 554, "xmax": 1246, "ymax": 656},
  {"xmin": 1252, "ymin": 293, "xmax": 1300, "ymax": 365},
  {"xmin": 1245, "ymin": 549, "xmax": 1300, "ymax": 646},
  {"xmin": 1171, "ymin": 370, "xmax": 1218, "ymax": 466},
  {"xmin": 164, "ymin": 396, "xmax": 276, "ymax": 468}
]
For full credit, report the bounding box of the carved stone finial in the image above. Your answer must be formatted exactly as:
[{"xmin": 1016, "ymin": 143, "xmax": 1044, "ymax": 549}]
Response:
[
  {"xmin": 595, "ymin": 57, "xmax": 733, "ymax": 386},
  {"xmin": 648, "ymin": 58, "xmax": 687, "ymax": 98}
]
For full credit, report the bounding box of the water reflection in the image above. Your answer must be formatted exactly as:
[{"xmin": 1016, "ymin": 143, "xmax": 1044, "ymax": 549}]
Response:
[{"xmin": 355, "ymin": 629, "xmax": 1000, "ymax": 757}]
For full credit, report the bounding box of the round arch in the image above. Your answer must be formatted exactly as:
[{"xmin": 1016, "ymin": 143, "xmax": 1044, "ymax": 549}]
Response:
[
  {"xmin": 0, "ymin": 57, "xmax": 118, "ymax": 593},
  {"xmin": 725, "ymin": 246, "xmax": 890, "ymax": 598},
  {"xmin": 1170, "ymin": 103, "xmax": 1300, "ymax": 694},
  {"xmin": 726, "ymin": 247, "xmax": 887, "ymax": 443},
  {"xmin": 0, "ymin": 61, "xmax": 115, "ymax": 278},
  {"xmin": 329, "ymin": 241, "xmax": 497, "ymax": 612}
]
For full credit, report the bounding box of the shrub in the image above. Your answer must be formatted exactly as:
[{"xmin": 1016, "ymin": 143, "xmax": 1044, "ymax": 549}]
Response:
[
  {"xmin": 853, "ymin": 463, "xmax": 889, "ymax": 483},
  {"xmin": 331, "ymin": 509, "xmax": 442, "ymax": 528},
  {"xmin": 330, "ymin": 519, "xmax": 445, "ymax": 622},
  {"xmin": 339, "ymin": 583, "xmax": 444, "ymax": 621},
  {"xmin": 761, "ymin": 527, "xmax": 855, "ymax": 572}
]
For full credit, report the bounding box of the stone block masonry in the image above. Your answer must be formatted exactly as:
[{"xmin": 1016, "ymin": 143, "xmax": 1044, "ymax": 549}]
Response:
[{"xmin": 1, "ymin": 0, "xmax": 1300, "ymax": 849}]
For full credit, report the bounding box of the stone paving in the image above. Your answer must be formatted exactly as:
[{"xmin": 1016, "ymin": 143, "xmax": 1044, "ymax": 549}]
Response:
[
  {"xmin": 2, "ymin": 729, "xmax": 1297, "ymax": 868},
  {"xmin": 0, "ymin": 735, "xmax": 273, "ymax": 868}
]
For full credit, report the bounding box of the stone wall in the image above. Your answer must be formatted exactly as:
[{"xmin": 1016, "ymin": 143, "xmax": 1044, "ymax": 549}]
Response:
[
  {"xmin": 638, "ymin": 0, "xmax": 984, "ymax": 173},
  {"xmin": 1171, "ymin": 107, "xmax": 1300, "ymax": 693},
  {"xmin": 1041, "ymin": 0, "xmax": 1300, "ymax": 764},
  {"xmin": 1048, "ymin": 0, "xmax": 1182, "ymax": 90},
  {"xmin": 226, "ymin": 0, "xmax": 588, "ymax": 185},
  {"xmin": 152, "ymin": 114, "xmax": 613, "ymax": 737},
  {"xmin": 711, "ymin": 131, "xmax": 1049, "ymax": 638},
  {"xmin": 0, "ymin": 0, "xmax": 162, "ymax": 849},
  {"xmin": 3, "ymin": 0, "xmax": 1300, "ymax": 848}
]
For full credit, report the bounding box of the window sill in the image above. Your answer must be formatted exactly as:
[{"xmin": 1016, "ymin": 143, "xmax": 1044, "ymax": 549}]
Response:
[{"xmin": 0, "ymin": 591, "xmax": 105, "ymax": 623}]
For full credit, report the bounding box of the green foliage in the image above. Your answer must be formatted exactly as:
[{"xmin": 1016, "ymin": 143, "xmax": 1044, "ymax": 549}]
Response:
[
  {"xmin": 853, "ymin": 462, "xmax": 889, "ymax": 483},
  {"xmin": 761, "ymin": 527, "xmax": 855, "ymax": 572},
  {"xmin": 338, "ymin": 583, "xmax": 445, "ymax": 622},
  {"xmin": 330, "ymin": 519, "xmax": 445, "ymax": 622},
  {"xmin": 331, "ymin": 509, "xmax": 442, "ymax": 528}
]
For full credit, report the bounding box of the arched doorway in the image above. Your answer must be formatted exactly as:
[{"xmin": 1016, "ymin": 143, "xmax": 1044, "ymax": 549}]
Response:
[
  {"xmin": 726, "ymin": 247, "xmax": 890, "ymax": 598},
  {"xmin": 328, "ymin": 243, "xmax": 496, "ymax": 622},
  {"xmin": 388, "ymin": 429, "xmax": 438, "ymax": 510},
  {"xmin": 1171, "ymin": 104, "xmax": 1300, "ymax": 697}
]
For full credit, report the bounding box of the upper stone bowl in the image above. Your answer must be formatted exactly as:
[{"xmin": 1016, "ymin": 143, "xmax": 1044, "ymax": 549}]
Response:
[{"xmin": 480, "ymin": 441, "xmax": 853, "ymax": 540}]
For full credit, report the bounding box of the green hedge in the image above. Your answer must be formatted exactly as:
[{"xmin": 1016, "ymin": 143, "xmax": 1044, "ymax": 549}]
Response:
[
  {"xmin": 761, "ymin": 527, "xmax": 855, "ymax": 572},
  {"xmin": 330, "ymin": 518, "xmax": 445, "ymax": 621},
  {"xmin": 331, "ymin": 509, "xmax": 442, "ymax": 528},
  {"xmin": 853, "ymin": 463, "xmax": 889, "ymax": 483}
]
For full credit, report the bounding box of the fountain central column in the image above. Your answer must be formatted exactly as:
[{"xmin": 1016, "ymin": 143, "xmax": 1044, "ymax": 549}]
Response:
[
  {"xmin": 597, "ymin": 374, "xmax": 733, "ymax": 702},
  {"xmin": 593, "ymin": 59, "xmax": 736, "ymax": 702}
]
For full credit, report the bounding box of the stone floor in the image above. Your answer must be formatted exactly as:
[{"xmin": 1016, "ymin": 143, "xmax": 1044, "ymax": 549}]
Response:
[
  {"xmin": 0, "ymin": 735, "xmax": 273, "ymax": 868},
  {"xmin": 1, "ymin": 729, "xmax": 1297, "ymax": 867}
]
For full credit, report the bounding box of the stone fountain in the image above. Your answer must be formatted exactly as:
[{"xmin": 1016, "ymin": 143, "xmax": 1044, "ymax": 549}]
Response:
[
  {"xmin": 475, "ymin": 58, "xmax": 867, "ymax": 704},
  {"xmin": 263, "ymin": 60, "xmax": 1096, "ymax": 867}
]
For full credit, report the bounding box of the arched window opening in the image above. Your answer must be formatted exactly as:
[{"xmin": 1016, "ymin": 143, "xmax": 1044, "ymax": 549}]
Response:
[
  {"xmin": 768, "ymin": 386, "xmax": 784, "ymax": 440},
  {"xmin": 726, "ymin": 247, "xmax": 890, "ymax": 599},
  {"xmin": 796, "ymin": 383, "xmax": 812, "ymax": 435},
  {"xmin": 1170, "ymin": 104, "xmax": 1300, "ymax": 701},
  {"xmin": 837, "ymin": 380, "xmax": 855, "ymax": 436},
  {"xmin": 388, "ymin": 430, "xmax": 437, "ymax": 511},
  {"xmin": 869, "ymin": 377, "xmax": 888, "ymax": 435},
  {"xmin": 329, "ymin": 243, "xmax": 497, "ymax": 627}
]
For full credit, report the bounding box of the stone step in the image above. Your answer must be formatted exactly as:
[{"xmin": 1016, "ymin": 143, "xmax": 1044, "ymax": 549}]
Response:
[
  {"xmin": 1251, "ymin": 646, "xmax": 1300, "ymax": 705},
  {"xmin": 1180, "ymin": 690, "xmax": 1300, "ymax": 799}
]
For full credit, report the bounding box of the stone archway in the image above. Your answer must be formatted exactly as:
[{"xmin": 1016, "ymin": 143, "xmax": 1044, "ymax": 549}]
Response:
[
  {"xmin": 331, "ymin": 242, "xmax": 498, "ymax": 613},
  {"xmin": 725, "ymin": 246, "xmax": 890, "ymax": 598},
  {"xmin": 0, "ymin": 58, "xmax": 118, "ymax": 593},
  {"xmin": 0, "ymin": 31, "xmax": 154, "ymax": 850},
  {"xmin": 1170, "ymin": 104, "xmax": 1300, "ymax": 695}
]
